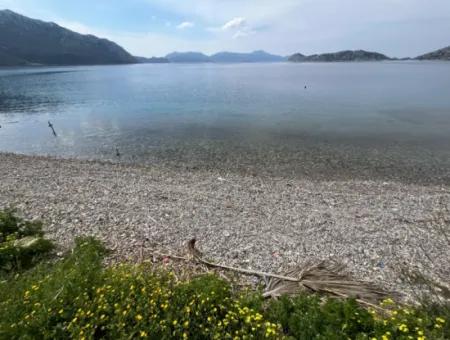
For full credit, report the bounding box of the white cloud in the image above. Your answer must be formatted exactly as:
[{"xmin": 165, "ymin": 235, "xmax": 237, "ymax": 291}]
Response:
[
  {"xmin": 176, "ymin": 21, "xmax": 194, "ymax": 29},
  {"xmin": 218, "ymin": 17, "xmax": 255, "ymax": 39},
  {"xmin": 222, "ymin": 17, "xmax": 246, "ymax": 31}
]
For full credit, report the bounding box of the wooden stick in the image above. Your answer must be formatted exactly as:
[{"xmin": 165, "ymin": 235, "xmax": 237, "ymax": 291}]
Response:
[
  {"xmin": 150, "ymin": 247, "xmax": 299, "ymax": 281},
  {"xmin": 197, "ymin": 257, "xmax": 300, "ymax": 282}
]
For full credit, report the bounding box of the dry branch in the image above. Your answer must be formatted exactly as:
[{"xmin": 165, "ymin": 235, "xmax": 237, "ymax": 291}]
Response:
[
  {"xmin": 187, "ymin": 239, "xmax": 391, "ymax": 305},
  {"xmin": 147, "ymin": 238, "xmax": 393, "ymax": 308}
]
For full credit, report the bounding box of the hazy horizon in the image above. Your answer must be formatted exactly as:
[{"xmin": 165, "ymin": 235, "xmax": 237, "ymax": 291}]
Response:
[{"xmin": 1, "ymin": 1, "xmax": 450, "ymax": 59}]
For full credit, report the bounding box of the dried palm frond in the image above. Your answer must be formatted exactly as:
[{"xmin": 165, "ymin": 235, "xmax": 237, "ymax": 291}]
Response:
[
  {"xmin": 187, "ymin": 239, "xmax": 393, "ymax": 308},
  {"xmin": 263, "ymin": 261, "xmax": 390, "ymax": 306}
]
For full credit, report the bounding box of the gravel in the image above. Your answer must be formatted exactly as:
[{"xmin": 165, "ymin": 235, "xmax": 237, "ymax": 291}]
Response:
[{"xmin": 0, "ymin": 152, "xmax": 449, "ymax": 299}]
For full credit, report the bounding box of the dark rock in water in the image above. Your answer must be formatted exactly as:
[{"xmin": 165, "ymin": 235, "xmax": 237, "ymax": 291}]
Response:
[
  {"xmin": 288, "ymin": 50, "xmax": 390, "ymax": 62},
  {"xmin": 0, "ymin": 9, "xmax": 137, "ymax": 66},
  {"xmin": 416, "ymin": 46, "xmax": 450, "ymax": 61}
]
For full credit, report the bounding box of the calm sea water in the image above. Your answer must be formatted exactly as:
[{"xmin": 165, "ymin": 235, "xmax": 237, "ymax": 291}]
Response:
[{"xmin": 1, "ymin": 61, "xmax": 450, "ymax": 180}]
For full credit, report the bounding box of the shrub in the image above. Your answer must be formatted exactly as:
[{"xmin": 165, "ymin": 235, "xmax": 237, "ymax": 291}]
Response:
[
  {"xmin": 0, "ymin": 209, "xmax": 54, "ymax": 273},
  {"xmin": 0, "ymin": 237, "xmax": 281, "ymax": 339},
  {"xmin": 265, "ymin": 295, "xmax": 448, "ymax": 339}
]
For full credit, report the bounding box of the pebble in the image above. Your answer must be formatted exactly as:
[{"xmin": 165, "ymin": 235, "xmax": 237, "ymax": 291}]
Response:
[{"xmin": 0, "ymin": 152, "xmax": 449, "ymax": 301}]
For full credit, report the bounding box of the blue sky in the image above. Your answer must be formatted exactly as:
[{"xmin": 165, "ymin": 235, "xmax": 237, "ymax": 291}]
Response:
[{"xmin": 1, "ymin": 0, "xmax": 450, "ymax": 58}]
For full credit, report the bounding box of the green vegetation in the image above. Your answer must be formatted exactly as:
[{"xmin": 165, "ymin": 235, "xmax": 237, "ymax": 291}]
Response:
[
  {"xmin": 0, "ymin": 210, "xmax": 448, "ymax": 339},
  {"xmin": 0, "ymin": 208, "xmax": 54, "ymax": 273},
  {"xmin": 0, "ymin": 237, "xmax": 279, "ymax": 339},
  {"xmin": 266, "ymin": 295, "xmax": 448, "ymax": 340}
]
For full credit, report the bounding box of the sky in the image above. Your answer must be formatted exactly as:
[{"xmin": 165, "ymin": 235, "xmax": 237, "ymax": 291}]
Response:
[{"xmin": 1, "ymin": 0, "xmax": 450, "ymax": 58}]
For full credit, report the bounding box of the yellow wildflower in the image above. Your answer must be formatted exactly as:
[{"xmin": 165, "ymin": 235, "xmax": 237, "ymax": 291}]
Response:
[
  {"xmin": 383, "ymin": 298, "xmax": 394, "ymax": 304},
  {"xmin": 399, "ymin": 324, "xmax": 409, "ymax": 333}
]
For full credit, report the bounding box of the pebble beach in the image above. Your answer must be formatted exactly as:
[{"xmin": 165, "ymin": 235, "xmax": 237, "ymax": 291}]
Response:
[{"xmin": 0, "ymin": 152, "xmax": 449, "ymax": 299}]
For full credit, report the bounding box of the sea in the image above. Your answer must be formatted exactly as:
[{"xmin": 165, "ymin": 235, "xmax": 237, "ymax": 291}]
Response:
[{"xmin": 1, "ymin": 61, "xmax": 450, "ymax": 181}]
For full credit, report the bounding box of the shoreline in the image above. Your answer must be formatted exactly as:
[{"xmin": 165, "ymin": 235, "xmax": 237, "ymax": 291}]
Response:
[{"xmin": 1, "ymin": 152, "xmax": 449, "ymax": 299}]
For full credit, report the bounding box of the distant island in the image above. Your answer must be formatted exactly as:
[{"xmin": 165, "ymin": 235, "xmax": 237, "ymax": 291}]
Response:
[
  {"xmin": 1, "ymin": 9, "xmax": 449, "ymax": 66},
  {"xmin": 165, "ymin": 52, "xmax": 212, "ymax": 63},
  {"xmin": 165, "ymin": 50, "xmax": 286, "ymax": 63},
  {"xmin": 416, "ymin": 46, "xmax": 450, "ymax": 61},
  {"xmin": 288, "ymin": 50, "xmax": 389, "ymax": 62},
  {"xmin": 288, "ymin": 47, "xmax": 450, "ymax": 62},
  {"xmin": 135, "ymin": 56, "xmax": 170, "ymax": 64}
]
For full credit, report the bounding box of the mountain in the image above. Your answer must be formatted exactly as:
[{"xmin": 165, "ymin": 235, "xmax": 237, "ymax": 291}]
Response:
[
  {"xmin": 135, "ymin": 56, "xmax": 170, "ymax": 63},
  {"xmin": 210, "ymin": 50, "xmax": 285, "ymax": 63},
  {"xmin": 288, "ymin": 50, "xmax": 390, "ymax": 62},
  {"xmin": 288, "ymin": 53, "xmax": 307, "ymax": 62},
  {"xmin": 0, "ymin": 9, "xmax": 137, "ymax": 66},
  {"xmin": 165, "ymin": 50, "xmax": 286, "ymax": 63},
  {"xmin": 165, "ymin": 52, "xmax": 211, "ymax": 63},
  {"xmin": 0, "ymin": 50, "xmax": 28, "ymax": 66},
  {"xmin": 416, "ymin": 46, "xmax": 450, "ymax": 60}
]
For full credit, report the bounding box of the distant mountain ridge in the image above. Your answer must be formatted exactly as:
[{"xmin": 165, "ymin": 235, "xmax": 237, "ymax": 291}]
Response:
[
  {"xmin": 135, "ymin": 56, "xmax": 169, "ymax": 64},
  {"xmin": 210, "ymin": 50, "xmax": 285, "ymax": 63},
  {"xmin": 289, "ymin": 50, "xmax": 390, "ymax": 62},
  {"xmin": 165, "ymin": 50, "xmax": 285, "ymax": 63},
  {"xmin": 416, "ymin": 46, "xmax": 450, "ymax": 60},
  {"xmin": 1, "ymin": 10, "xmax": 449, "ymax": 66},
  {"xmin": 0, "ymin": 9, "xmax": 136, "ymax": 66},
  {"xmin": 165, "ymin": 52, "xmax": 211, "ymax": 63}
]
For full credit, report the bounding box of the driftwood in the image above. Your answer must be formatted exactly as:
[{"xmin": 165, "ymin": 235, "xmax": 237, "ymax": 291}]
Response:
[
  {"xmin": 48, "ymin": 121, "xmax": 57, "ymax": 137},
  {"xmin": 150, "ymin": 238, "xmax": 393, "ymax": 309},
  {"xmin": 187, "ymin": 239, "xmax": 299, "ymax": 282}
]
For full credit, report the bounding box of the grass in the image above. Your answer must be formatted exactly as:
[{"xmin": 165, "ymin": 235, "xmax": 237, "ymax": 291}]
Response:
[{"xmin": 0, "ymin": 210, "xmax": 448, "ymax": 339}]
